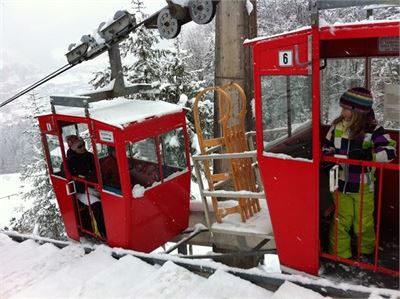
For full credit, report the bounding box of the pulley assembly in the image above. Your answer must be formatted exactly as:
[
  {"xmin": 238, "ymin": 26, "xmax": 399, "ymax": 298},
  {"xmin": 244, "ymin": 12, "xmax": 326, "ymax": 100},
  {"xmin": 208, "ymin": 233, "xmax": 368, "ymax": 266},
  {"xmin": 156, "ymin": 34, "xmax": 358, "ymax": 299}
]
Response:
[
  {"xmin": 157, "ymin": 8, "xmax": 182, "ymax": 39},
  {"xmin": 157, "ymin": 0, "xmax": 218, "ymax": 39}
]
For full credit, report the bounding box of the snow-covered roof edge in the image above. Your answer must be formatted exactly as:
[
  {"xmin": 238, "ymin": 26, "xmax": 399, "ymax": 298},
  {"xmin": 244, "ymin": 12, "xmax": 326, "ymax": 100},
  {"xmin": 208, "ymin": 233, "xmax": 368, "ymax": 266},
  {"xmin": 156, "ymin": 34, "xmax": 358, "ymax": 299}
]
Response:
[
  {"xmin": 38, "ymin": 98, "xmax": 184, "ymax": 129},
  {"xmin": 243, "ymin": 26, "xmax": 311, "ymax": 46},
  {"xmin": 244, "ymin": 19, "xmax": 400, "ymax": 46}
]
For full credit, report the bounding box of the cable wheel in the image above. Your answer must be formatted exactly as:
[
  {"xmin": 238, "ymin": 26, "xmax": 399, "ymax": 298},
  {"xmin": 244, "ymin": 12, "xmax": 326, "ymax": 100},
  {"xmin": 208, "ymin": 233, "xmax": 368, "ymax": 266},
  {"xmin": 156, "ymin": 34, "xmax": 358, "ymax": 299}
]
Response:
[
  {"xmin": 157, "ymin": 8, "xmax": 181, "ymax": 39},
  {"xmin": 188, "ymin": 0, "xmax": 216, "ymax": 25}
]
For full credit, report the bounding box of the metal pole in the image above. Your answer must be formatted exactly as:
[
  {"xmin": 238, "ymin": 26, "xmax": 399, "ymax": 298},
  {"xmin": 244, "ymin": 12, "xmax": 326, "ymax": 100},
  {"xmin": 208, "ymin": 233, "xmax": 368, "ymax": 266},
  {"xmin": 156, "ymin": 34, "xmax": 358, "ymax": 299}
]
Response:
[
  {"xmin": 193, "ymin": 158, "xmax": 213, "ymax": 231},
  {"xmin": 286, "ymin": 77, "xmax": 292, "ymax": 137},
  {"xmin": 316, "ymin": 0, "xmax": 399, "ymax": 10},
  {"xmin": 108, "ymin": 46, "xmax": 125, "ymax": 96}
]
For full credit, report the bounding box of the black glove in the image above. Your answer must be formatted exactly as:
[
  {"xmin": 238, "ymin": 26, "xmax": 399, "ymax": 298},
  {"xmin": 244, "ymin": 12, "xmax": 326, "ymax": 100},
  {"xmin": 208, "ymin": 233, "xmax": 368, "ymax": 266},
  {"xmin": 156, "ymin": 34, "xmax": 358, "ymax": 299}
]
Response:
[{"xmin": 348, "ymin": 149, "xmax": 373, "ymax": 161}]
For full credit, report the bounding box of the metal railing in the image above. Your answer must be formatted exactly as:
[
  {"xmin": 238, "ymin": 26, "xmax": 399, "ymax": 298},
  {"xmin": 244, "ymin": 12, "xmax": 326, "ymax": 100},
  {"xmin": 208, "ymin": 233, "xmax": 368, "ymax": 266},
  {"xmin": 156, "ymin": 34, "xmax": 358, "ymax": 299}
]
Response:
[
  {"xmin": 321, "ymin": 155, "xmax": 399, "ymax": 276},
  {"xmin": 192, "ymin": 149, "xmax": 270, "ymax": 237}
]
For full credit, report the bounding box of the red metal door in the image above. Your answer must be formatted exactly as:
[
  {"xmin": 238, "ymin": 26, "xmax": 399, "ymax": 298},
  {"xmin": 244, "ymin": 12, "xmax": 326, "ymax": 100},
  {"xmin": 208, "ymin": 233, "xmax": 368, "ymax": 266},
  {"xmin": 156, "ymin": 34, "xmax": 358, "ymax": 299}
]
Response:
[
  {"xmin": 40, "ymin": 130, "xmax": 80, "ymax": 241},
  {"xmin": 253, "ymin": 30, "xmax": 320, "ymax": 274},
  {"xmin": 50, "ymin": 175, "xmax": 80, "ymax": 240},
  {"xmin": 257, "ymin": 79, "xmax": 319, "ymax": 274}
]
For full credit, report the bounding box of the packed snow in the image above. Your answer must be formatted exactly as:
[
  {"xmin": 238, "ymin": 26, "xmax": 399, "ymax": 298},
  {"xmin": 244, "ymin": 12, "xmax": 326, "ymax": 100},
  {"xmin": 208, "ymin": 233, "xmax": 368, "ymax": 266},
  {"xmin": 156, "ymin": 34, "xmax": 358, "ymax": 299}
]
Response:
[
  {"xmin": 132, "ymin": 184, "xmax": 145, "ymax": 198},
  {"xmin": 1, "ymin": 174, "xmax": 399, "ymax": 298},
  {"xmin": 2, "ymin": 231, "xmax": 399, "ymax": 299},
  {"xmin": 0, "ymin": 173, "xmax": 32, "ymax": 228},
  {"xmin": 0, "ymin": 232, "xmax": 337, "ymax": 299}
]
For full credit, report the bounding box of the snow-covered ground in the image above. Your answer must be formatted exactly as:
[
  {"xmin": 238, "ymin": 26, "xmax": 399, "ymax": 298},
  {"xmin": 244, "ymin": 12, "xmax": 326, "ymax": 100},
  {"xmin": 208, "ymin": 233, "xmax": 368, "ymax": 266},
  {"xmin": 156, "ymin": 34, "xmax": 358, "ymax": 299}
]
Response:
[
  {"xmin": 0, "ymin": 173, "xmax": 32, "ymax": 228},
  {"xmin": 0, "ymin": 233, "xmax": 335, "ymax": 299},
  {"xmin": 1, "ymin": 173, "xmax": 399, "ymax": 298}
]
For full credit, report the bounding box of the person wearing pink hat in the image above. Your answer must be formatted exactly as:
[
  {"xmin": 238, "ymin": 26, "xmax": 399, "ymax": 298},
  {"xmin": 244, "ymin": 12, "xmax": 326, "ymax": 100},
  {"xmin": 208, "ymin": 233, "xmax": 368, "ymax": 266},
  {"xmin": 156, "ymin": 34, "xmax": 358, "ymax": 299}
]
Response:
[{"xmin": 65, "ymin": 135, "xmax": 106, "ymax": 237}]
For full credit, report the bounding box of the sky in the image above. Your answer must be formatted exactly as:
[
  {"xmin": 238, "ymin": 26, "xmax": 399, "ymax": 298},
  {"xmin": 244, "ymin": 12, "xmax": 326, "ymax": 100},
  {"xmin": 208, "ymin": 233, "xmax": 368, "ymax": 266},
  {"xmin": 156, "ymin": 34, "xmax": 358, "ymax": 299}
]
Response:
[{"xmin": 0, "ymin": 0, "xmax": 165, "ymax": 72}]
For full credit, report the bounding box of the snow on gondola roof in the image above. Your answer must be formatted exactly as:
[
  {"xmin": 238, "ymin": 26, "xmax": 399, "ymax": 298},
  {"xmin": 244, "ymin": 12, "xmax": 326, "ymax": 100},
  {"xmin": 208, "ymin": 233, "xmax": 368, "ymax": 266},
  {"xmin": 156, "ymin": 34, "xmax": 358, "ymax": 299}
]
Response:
[
  {"xmin": 244, "ymin": 19, "xmax": 400, "ymax": 46},
  {"xmin": 51, "ymin": 97, "xmax": 183, "ymax": 129}
]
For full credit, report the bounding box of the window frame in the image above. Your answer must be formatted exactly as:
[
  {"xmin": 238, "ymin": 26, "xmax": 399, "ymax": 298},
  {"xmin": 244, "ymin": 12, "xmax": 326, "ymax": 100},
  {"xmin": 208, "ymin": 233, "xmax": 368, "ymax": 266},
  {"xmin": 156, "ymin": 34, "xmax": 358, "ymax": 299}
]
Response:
[{"xmin": 260, "ymin": 74, "xmax": 313, "ymax": 160}]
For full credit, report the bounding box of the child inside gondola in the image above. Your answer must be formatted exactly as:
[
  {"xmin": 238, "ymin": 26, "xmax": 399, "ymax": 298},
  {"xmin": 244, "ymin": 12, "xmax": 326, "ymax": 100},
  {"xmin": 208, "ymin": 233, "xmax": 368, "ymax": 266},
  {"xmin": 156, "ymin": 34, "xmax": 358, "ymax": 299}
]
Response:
[
  {"xmin": 322, "ymin": 87, "xmax": 397, "ymax": 260},
  {"xmin": 66, "ymin": 135, "xmax": 106, "ymax": 237}
]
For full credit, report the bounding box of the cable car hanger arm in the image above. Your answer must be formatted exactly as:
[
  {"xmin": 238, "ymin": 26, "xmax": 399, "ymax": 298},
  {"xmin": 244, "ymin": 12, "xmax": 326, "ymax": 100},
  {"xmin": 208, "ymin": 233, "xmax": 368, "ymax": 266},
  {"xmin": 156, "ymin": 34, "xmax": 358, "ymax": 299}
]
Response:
[{"xmin": 0, "ymin": 0, "xmax": 219, "ymax": 109}]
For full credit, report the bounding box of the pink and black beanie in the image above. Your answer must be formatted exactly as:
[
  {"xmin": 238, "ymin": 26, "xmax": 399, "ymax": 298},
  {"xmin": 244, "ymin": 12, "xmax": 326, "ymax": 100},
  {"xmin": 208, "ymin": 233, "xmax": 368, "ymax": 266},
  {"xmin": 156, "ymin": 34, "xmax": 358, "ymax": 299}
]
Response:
[{"xmin": 339, "ymin": 87, "xmax": 373, "ymax": 113}]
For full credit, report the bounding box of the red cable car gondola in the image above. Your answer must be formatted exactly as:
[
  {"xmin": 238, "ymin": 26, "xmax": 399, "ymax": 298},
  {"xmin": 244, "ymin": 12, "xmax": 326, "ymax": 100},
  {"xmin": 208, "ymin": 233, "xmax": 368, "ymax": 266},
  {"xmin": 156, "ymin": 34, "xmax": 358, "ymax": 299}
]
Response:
[
  {"xmin": 38, "ymin": 97, "xmax": 191, "ymax": 252},
  {"xmin": 246, "ymin": 20, "xmax": 399, "ymax": 276}
]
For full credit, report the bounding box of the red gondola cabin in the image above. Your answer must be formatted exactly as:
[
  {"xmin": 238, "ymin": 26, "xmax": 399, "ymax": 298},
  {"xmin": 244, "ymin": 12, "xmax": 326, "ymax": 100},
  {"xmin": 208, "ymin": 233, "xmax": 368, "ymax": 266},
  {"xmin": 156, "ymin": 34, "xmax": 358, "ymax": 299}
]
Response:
[
  {"xmin": 38, "ymin": 97, "xmax": 191, "ymax": 252},
  {"xmin": 246, "ymin": 20, "xmax": 399, "ymax": 276}
]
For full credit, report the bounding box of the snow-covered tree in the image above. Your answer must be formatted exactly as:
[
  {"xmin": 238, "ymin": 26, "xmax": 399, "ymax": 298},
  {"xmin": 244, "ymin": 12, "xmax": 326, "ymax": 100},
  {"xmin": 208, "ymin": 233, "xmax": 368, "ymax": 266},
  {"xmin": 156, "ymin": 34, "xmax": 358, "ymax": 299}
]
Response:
[
  {"xmin": 10, "ymin": 92, "xmax": 65, "ymax": 240},
  {"xmin": 160, "ymin": 37, "xmax": 204, "ymax": 104},
  {"xmin": 257, "ymin": 1, "xmax": 400, "ymax": 129},
  {"xmin": 121, "ymin": 25, "xmax": 163, "ymax": 87},
  {"xmin": 181, "ymin": 21, "xmax": 215, "ymax": 87},
  {"xmin": 91, "ymin": 0, "xmax": 168, "ymax": 101},
  {"xmin": 258, "ymin": 0, "xmax": 309, "ymax": 36},
  {"xmin": 90, "ymin": 0, "xmax": 212, "ymax": 154}
]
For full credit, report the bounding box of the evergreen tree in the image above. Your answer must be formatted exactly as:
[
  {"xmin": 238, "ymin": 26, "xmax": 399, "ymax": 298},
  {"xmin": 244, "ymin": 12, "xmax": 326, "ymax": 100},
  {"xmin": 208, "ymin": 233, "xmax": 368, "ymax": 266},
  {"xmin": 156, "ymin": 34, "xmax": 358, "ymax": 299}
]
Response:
[
  {"xmin": 257, "ymin": 1, "xmax": 399, "ymax": 129},
  {"xmin": 182, "ymin": 21, "xmax": 215, "ymax": 87},
  {"xmin": 91, "ymin": 0, "xmax": 166, "ymax": 101},
  {"xmin": 160, "ymin": 37, "xmax": 203, "ymax": 104},
  {"xmin": 89, "ymin": 0, "xmax": 211, "ymax": 155},
  {"xmin": 121, "ymin": 23, "xmax": 163, "ymax": 87},
  {"xmin": 258, "ymin": 0, "xmax": 309, "ymax": 36},
  {"xmin": 10, "ymin": 92, "xmax": 65, "ymax": 240}
]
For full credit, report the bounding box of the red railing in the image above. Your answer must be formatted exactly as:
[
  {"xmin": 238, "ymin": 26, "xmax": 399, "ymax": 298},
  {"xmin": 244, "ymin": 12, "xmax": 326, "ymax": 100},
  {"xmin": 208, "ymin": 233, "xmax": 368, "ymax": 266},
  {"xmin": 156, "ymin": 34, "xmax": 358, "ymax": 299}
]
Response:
[
  {"xmin": 70, "ymin": 177, "xmax": 107, "ymax": 241},
  {"xmin": 321, "ymin": 156, "xmax": 399, "ymax": 277}
]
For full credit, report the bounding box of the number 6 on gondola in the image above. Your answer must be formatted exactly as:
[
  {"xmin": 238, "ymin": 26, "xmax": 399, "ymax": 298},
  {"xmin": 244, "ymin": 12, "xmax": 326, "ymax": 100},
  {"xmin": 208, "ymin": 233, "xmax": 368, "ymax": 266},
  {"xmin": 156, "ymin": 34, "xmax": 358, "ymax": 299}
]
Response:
[{"xmin": 279, "ymin": 50, "xmax": 293, "ymax": 66}]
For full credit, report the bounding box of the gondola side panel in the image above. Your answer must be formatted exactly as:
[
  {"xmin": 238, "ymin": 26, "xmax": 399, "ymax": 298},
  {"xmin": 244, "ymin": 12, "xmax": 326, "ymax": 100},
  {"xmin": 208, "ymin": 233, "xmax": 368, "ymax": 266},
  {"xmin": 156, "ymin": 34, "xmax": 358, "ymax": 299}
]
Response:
[
  {"xmin": 130, "ymin": 170, "xmax": 190, "ymax": 252},
  {"xmin": 50, "ymin": 176, "xmax": 80, "ymax": 240}
]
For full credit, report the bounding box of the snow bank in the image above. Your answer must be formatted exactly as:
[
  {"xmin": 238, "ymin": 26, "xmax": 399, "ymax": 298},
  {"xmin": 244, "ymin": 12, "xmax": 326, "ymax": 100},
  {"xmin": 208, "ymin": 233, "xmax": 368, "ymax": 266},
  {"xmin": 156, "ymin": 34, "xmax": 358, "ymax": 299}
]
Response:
[
  {"xmin": 0, "ymin": 173, "xmax": 33, "ymax": 228},
  {"xmin": 1, "ymin": 233, "xmax": 398, "ymax": 299},
  {"xmin": 132, "ymin": 184, "xmax": 145, "ymax": 198},
  {"xmin": 272, "ymin": 281, "xmax": 331, "ymax": 299}
]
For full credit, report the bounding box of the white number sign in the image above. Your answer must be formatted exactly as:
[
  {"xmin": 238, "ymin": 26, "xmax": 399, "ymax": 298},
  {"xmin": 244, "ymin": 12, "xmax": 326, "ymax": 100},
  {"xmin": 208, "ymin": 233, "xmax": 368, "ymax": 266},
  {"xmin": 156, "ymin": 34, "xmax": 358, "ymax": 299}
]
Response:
[
  {"xmin": 279, "ymin": 50, "xmax": 293, "ymax": 67},
  {"xmin": 99, "ymin": 130, "xmax": 114, "ymax": 143}
]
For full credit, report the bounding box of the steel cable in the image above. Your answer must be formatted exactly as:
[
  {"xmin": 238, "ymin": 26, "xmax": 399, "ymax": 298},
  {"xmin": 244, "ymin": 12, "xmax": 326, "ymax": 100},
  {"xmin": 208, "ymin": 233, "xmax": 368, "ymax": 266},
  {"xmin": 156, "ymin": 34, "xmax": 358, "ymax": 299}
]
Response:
[{"xmin": 0, "ymin": 64, "xmax": 74, "ymax": 108}]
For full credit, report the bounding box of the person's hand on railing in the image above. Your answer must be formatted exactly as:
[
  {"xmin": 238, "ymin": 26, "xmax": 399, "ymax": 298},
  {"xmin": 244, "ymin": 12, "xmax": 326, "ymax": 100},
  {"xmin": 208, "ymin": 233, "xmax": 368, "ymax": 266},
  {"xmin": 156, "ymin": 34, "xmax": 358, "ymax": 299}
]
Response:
[
  {"xmin": 322, "ymin": 146, "xmax": 335, "ymax": 156},
  {"xmin": 348, "ymin": 149, "xmax": 373, "ymax": 161}
]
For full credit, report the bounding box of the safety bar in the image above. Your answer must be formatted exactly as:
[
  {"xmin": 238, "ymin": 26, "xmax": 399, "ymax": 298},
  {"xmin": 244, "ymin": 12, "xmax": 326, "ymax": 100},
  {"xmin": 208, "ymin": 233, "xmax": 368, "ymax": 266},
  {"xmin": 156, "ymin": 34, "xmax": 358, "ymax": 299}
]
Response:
[
  {"xmin": 323, "ymin": 156, "xmax": 400, "ymax": 171},
  {"xmin": 192, "ymin": 150, "xmax": 257, "ymax": 161},
  {"xmin": 69, "ymin": 175, "xmax": 100, "ymax": 189},
  {"xmin": 192, "ymin": 150, "xmax": 265, "ymax": 231}
]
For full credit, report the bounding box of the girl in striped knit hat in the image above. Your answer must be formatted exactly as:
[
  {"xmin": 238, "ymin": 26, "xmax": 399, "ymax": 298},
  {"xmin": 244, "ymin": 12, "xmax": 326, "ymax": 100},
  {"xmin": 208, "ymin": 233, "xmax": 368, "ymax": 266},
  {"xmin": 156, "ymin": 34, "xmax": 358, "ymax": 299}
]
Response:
[{"xmin": 323, "ymin": 87, "xmax": 397, "ymax": 260}]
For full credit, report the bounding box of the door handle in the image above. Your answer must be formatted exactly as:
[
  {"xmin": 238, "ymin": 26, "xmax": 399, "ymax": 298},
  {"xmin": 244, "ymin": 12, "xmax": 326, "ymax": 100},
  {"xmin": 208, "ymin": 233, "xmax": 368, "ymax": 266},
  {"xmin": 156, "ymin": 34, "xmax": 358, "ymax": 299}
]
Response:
[
  {"xmin": 329, "ymin": 165, "xmax": 339, "ymax": 192},
  {"xmin": 66, "ymin": 181, "xmax": 76, "ymax": 195}
]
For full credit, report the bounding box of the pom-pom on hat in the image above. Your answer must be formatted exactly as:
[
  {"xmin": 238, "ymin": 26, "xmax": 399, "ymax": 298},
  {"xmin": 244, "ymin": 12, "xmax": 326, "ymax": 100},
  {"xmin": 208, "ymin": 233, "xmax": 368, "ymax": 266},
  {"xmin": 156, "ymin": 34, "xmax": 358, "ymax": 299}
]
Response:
[{"xmin": 339, "ymin": 87, "xmax": 373, "ymax": 113}]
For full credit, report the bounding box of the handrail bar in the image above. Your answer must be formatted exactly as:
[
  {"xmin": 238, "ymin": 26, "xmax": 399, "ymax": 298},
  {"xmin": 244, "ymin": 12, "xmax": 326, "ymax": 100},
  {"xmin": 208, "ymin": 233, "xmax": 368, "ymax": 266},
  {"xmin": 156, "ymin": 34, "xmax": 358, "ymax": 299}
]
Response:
[
  {"xmin": 322, "ymin": 156, "xmax": 400, "ymax": 171},
  {"xmin": 203, "ymin": 190, "xmax": 265, "ymax": 199},
  {"xmin": 192, "ymin": 151, "xmax": 257, "ymax": 161},
  {"xmin": 69, "ymin": 175, "xmax": 99, "ymax": 189}
]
